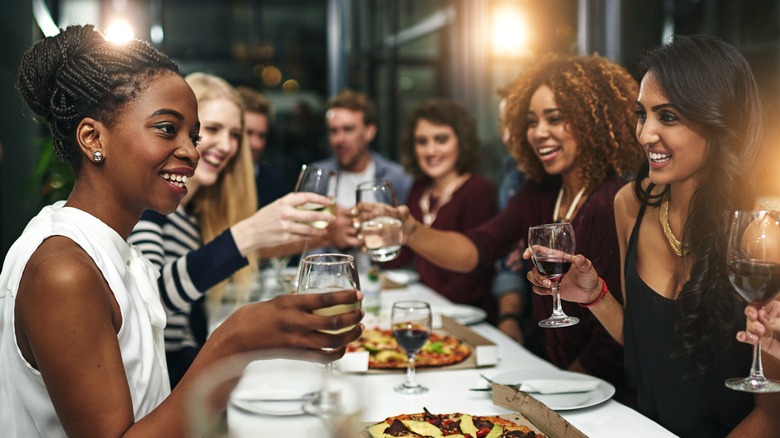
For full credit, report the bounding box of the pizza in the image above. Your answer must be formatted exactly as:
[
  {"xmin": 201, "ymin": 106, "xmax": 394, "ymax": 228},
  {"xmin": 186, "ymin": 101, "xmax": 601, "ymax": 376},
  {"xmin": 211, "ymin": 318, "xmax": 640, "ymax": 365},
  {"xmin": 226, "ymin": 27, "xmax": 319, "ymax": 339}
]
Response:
[
  {"xmin": 364, "ymin": 409, "xmax": 544, "ymax": 437},
  {"xmin": 347, "ymin": 328, "xmax": 471, "ymax": 369}
]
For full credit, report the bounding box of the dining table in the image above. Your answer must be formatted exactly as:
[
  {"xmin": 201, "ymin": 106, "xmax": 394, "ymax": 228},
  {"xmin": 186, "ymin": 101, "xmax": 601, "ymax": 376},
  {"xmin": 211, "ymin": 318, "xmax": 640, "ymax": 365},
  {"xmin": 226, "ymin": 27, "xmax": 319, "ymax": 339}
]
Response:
[{"xmin": 211, "ymin": 268, "xmax": 677, "ymax": 438}]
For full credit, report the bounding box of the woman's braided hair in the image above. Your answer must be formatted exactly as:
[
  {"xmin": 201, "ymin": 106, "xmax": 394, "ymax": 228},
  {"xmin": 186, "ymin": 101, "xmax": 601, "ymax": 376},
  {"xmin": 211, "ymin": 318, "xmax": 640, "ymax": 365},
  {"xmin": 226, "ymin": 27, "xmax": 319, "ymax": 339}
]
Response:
[{"xmin": 16, "ymin": 24, "xmax": 180, "ymax": 172}]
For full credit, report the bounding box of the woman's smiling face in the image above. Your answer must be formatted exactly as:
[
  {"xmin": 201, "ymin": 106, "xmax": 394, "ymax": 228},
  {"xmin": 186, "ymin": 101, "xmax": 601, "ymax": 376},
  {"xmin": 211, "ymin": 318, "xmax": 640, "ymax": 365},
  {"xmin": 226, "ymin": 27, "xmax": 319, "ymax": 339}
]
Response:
[
  {"xmin": 413, "ymin": 118, "xmax": 460, "ymax": 182},
  {"xmin": 191, "ymin": 97, "xmax": 243, "ymax": 188},
  {"xmin": 525, "ymin": 85, "xmax": 580, "ymax": 177},
  {"xmin": 635, "ymin": 72, "xmax": 709, "ymax": 187}
]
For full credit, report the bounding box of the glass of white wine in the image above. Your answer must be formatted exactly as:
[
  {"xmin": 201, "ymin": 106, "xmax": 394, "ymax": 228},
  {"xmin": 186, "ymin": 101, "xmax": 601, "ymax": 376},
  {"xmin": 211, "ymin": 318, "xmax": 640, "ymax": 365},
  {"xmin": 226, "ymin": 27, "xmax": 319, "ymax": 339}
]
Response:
[
  {"xmin": 355, "ymin": 179, "xmax": 403, "ymax": 262},
  {"xmin": 296, "ymin": 253, "xmax": 361, "ymax": 416},
  {"xmin": 294, "ymin": 164, "xmax": 337, "ymax": 230}
]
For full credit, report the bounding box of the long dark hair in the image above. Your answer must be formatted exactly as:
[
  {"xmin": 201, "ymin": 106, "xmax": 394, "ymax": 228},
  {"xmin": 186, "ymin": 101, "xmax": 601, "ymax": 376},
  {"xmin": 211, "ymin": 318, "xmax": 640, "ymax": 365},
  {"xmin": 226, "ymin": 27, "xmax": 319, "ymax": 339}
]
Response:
[{"xmin": 633, "ymin": 34, "xmax": 765, "ymax": 374}]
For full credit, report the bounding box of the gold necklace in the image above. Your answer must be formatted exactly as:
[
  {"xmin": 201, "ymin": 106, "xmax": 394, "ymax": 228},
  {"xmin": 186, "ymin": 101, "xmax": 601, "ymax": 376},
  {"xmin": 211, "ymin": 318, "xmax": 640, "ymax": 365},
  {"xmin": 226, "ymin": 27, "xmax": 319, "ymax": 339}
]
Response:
[
  {"xmin": 553, "ymin": 186, "xmax": 586, "ymax": 223},
  {"xmin": 659, "ymin": 191, "xmax": 688, "ymax": 257},
  {"xmin": 419, "ymin": 175, "xmax": 468, "ymax": 226}
]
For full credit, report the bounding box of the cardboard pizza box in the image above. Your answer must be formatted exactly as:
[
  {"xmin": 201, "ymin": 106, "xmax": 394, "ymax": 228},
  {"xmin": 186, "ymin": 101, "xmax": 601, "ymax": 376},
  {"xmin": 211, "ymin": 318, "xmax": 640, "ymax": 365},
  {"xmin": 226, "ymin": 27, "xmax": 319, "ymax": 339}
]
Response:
[
  {"xmin": 492, "ymin": 384, "xmax": 589, "ymax": 438},
  {"xmin": 337, "ymin": 316, "xmax": 498, "ymax": 373}
]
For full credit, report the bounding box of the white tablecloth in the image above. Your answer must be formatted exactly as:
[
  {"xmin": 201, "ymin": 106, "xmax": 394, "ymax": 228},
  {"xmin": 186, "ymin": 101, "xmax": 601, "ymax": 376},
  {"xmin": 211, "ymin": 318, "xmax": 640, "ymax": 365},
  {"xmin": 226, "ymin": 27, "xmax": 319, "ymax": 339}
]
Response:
[
  {"xmin": 210, "ymin": 274, "xmax": 676, "ymax": 437},
  {"xmin": 346, "ymin": 283, "xmax": 676, "ymax": 438}
]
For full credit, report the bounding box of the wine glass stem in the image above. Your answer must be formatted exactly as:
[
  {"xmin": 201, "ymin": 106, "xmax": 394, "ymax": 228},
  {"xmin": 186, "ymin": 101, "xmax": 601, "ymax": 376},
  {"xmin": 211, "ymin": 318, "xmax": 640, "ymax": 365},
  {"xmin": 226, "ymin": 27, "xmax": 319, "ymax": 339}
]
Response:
[
  {"xmin": 749, "ymin": 340, "xmax": 767, "ymax": 381},
  {"xmin": 405, "ymin": 354, "xmax": 417, "ymax": 387},
  {"xmin": 550, "ymin": 282, "xmax": 568, "ymax": 318}
]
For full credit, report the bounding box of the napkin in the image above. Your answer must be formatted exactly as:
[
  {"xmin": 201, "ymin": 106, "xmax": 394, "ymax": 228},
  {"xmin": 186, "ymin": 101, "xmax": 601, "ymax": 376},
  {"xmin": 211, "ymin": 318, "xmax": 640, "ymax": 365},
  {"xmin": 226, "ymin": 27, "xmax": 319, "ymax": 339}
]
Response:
[{"xmin": 518, "ymin": 379, "xmax": 599, "ymax": 394}]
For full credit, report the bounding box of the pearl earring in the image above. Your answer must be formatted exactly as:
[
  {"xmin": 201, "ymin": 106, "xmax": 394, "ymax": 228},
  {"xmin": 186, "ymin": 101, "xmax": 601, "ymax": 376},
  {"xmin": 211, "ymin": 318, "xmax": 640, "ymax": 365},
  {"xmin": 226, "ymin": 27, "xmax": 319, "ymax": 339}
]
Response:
[{"xmin": 92, "ymin": 150, "xmax": 104, "ymax": 162}]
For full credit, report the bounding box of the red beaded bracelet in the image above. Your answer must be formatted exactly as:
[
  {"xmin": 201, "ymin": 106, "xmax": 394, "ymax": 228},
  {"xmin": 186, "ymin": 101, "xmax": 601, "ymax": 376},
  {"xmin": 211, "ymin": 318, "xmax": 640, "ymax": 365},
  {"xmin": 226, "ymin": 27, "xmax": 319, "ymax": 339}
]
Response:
[{"xmin": 579, "ymin": 277, "xmax": 608, "ymax": 308}]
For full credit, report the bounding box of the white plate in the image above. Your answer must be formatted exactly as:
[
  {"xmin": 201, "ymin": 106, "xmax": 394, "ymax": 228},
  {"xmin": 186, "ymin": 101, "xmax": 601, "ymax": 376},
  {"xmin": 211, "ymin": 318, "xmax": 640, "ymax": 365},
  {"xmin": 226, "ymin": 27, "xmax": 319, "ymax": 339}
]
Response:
[
  {"xmin": 383, "ymin": 269, "xmax": 420, "ymax": 286},
  {"xmin": 437, "ymin": 304, "xmax": 487, "ymax": 325},
  {"xmin": 491, "ymin": 369, "xmax": 615, "ymax": 410},
  {"xmin": 229, "ymin": 362, "xmax": 320, "ymax": 417}
]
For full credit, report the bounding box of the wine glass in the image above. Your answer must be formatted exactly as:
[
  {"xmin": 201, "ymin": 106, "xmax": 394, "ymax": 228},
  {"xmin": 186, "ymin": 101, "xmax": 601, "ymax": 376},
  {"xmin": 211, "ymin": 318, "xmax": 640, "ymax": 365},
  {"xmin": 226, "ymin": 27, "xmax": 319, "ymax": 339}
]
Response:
[
  {"xmin": 528, "ymin": 222, "xmax": 579, "ymax": 328},
  {"xmin": 294, "ymin": 164, "xmax": 338, "ymax": 230},
  {"xmin": 356, "ymin": 179, "xmax": 403, "ymax": 262},
  {"xmin": 725, "ymin": 210, "xmax": 780, "ymax": 392},
  {"xmin": 391, "ymin": 300, "xmax": 432, "ymax": 394},
  {"xmin": 296, "ymin": 253, "xmax": 362, "ymax": 414}
]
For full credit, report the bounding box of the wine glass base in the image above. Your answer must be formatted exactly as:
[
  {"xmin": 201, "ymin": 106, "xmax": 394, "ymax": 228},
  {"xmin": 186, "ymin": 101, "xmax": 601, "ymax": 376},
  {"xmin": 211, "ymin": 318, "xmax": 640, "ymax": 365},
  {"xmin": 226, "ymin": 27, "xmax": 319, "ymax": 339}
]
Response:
[
  {"xmin": 394, "ymin": 383, "xmax": 429, "ymax": 395},
  {"xmin": 725, "ymin": 377, "xmax": 780, "ymax": 393},
  {"xmin": 302, "ymin": 393, "xmax": 341, "ymax": 417},
  {"xmin": 538, "ymin": 316, "xmax": 579, "ymax": 328}
]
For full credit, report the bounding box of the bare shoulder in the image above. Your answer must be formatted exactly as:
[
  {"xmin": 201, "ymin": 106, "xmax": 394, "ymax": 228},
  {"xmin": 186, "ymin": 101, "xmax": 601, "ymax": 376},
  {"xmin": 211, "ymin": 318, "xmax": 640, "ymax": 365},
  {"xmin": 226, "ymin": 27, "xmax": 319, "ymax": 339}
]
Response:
[
  {"xmin": 16, "ymin": 236, "xmax": 117, "ymax": 349},
  {"xmin": 614, "ymin": 182, "xmax": 642, "ymax": 223},
  {"xmin": 20, "ymin": 236, "xmax": 108, "ymax": 302}
]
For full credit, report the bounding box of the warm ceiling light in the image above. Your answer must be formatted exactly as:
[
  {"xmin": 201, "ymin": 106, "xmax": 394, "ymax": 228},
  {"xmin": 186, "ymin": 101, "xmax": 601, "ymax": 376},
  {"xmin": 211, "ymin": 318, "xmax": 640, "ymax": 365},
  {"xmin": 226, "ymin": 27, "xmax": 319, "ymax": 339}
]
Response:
[
  {"xmin": 491, "ymin": 4, "xmax": 529, "ymax": 57},
  {"xmin": 105, "ymin": 19, "xmax": 134, "ymax": 44}
]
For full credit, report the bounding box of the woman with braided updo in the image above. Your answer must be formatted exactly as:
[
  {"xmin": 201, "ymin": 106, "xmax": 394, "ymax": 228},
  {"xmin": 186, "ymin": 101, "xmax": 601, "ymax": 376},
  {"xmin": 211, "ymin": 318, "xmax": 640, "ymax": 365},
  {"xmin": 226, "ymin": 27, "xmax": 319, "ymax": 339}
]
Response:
[
  {"xmin": 0, "ymin": 25, "xmax": 362, "ymax": 437},
  {"xmin": 388, "ymin": 53, "xmax": 644, "ymax": 402}
]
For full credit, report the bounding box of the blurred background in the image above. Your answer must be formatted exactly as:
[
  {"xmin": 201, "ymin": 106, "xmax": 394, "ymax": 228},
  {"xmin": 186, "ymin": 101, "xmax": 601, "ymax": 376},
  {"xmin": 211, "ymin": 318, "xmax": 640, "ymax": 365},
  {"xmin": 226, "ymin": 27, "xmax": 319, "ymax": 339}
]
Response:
[{"xmin": 2, "ymin": 0, "xmax": 780, "ymax": 258}]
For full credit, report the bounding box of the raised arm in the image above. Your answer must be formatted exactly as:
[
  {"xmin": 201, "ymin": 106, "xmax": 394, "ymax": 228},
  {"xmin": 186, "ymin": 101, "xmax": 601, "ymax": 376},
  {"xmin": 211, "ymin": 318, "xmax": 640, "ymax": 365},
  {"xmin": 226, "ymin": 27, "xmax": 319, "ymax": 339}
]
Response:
[{"xmin": 398, "ymin": 205, "xmax": 480, "ymax": 273}]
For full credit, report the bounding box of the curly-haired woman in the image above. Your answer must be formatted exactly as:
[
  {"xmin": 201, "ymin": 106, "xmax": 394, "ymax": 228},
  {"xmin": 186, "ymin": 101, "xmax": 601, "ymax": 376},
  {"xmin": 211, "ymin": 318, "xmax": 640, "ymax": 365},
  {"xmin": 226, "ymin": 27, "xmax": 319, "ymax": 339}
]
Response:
[
  {"xmin": 393, "ymin": 54, "xmax": 644, "ymax": 402},
  {"xmin": 526, "ymin": 35, "xmax": 780, "ymax": 435},
  {"xmin": 385, "ymin": 98, "xmax": 498, "ymax": 319}
]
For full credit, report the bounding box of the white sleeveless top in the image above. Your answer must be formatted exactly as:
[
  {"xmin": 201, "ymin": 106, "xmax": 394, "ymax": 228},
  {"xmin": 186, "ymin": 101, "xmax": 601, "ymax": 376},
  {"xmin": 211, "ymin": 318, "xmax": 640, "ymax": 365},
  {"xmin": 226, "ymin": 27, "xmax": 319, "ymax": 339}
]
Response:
[{"xmin": 0, "ymin": 202, "xmax": 170, "ymax": 437}]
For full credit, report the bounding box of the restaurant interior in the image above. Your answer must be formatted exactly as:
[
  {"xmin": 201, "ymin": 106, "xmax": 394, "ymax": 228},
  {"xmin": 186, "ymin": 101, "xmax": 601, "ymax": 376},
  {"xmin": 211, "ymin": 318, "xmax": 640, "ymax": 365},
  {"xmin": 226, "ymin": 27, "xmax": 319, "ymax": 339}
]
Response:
[
  {"xmin": 2, "ymin": 1, "xmax": 780, "ymax": 436},
  {"xmin": 3, "ymin": 0, "xmax": 780, "ymax": 257}
]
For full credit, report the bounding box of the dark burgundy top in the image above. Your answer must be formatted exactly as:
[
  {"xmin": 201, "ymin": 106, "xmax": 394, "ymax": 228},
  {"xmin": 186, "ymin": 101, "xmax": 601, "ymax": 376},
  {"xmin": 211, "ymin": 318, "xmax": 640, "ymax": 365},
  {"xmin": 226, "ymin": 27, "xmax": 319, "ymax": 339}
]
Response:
[
  {"xmin": 467, "ymin": 176, "xmax": 628, "ymax": 397},
  {"xmin": 387, "ymin": 174, "xmax": 498, "ymax": 320}
]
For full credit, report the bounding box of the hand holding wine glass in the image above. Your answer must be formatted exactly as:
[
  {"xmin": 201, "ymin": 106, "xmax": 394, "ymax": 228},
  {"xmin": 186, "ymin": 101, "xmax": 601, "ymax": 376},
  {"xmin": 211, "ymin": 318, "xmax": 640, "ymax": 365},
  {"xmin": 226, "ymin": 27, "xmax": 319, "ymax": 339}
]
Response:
[
  {"xmin": 528, "ymin": 223, "xmax": 579, "ymax": 328},
  {"xmin": 295, "ymin": 164, "xmax": 338, "ymax": 230},
  {"xmin": 355, "ymin": 179, "xmax": 403, "ymax": 262},
  {"xmin": 297, "ymin": 253, "xmax": 363, "ymax": 414},
  {"xmin": 726, "ymin": 210, "xmax": 780, "ymax": 392},
  {"xmin": 391, "ymin": 300, "xmax": 432, "ymax": 394}
]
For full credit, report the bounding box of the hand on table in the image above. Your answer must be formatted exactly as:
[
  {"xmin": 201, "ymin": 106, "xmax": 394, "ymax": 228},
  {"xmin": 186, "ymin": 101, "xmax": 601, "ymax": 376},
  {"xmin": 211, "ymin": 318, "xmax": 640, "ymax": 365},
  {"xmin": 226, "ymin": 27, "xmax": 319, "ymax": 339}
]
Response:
[{"xmin": 737, "ymin": 299, "xmax": 780, "ymax": 361}]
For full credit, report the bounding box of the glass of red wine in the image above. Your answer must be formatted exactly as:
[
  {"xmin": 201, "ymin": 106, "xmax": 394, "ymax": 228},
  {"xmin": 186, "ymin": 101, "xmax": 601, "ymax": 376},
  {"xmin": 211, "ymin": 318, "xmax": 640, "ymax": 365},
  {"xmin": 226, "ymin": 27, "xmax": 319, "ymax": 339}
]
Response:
[
  {"xmin": 391, "ymin": 300, "xmax": 432, "ymax": 394},
  {"xmin": 528, "ymin": 222, "xmax": 579, "ymax": 328},
  {"xmin": 725, "ymin": 210, "xmax": 780, "ymax": 392}
]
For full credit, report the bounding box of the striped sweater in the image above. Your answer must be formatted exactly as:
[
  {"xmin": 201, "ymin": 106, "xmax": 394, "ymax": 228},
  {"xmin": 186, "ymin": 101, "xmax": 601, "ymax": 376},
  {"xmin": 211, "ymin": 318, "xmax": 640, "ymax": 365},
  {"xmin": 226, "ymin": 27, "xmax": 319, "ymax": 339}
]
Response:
[{"xmin": 128, "ymin": 205, "xmax": 247, "ymax": 354}]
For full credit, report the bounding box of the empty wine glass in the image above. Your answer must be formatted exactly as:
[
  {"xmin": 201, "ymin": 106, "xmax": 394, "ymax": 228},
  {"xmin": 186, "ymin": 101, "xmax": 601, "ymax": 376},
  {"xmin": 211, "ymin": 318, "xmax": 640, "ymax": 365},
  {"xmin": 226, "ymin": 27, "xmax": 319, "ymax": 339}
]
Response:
[
  {"xmin": 725, "ymin": 210, "xmax": 780, "ymax": 392},
  {"xmin": 528, "ymin": 222, "xmax": 579, "ymax": 328},
  {"xmin": 356, "ymin": 179, "xmax": 403, "ymax": 262},
  {"xmin": 391, "ymin": 300, "xmax": 432, "ymax": 394},
  {"xmin": 294, "ymin": 164, "xmax": 338, "ymax": 230},
  {"xmin": 296, "ymin": 253, "xmax": 362, "ymax": 414}
]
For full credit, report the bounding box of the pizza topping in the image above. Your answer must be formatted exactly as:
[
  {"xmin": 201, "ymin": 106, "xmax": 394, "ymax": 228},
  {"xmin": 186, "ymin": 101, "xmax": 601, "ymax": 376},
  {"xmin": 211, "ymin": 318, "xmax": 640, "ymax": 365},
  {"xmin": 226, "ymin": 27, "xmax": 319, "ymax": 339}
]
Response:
[
  {"xmin": 473, "ymin": 418, "xmax": 494, "ymax": 431},
  {"xmin": 349, "ymin": 328, "xmax": 472, "ymax": 369},
  {"xmin": 385, "ymin": 419, "xmax": 409, "ymax": 436},
  {"xmin": 364, "ymin": 410, "xmax": 544, "ymax": 438}
]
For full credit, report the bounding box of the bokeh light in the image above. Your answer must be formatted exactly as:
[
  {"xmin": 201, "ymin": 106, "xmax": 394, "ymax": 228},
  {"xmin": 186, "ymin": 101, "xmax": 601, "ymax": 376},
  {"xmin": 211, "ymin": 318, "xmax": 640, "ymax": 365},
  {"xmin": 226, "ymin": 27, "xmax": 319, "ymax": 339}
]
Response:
[
  {"xmin": 491, "ymin": 4, "xmax": 530, "ymax": 57},
  {"xmin": 105, "ymin": 19, "xmax": 134, "ymax": 44},
  {"xmin": 282, "ymin": 79, "xmax": 300, "ymax": 93},
  {"xmin": 261, "ymin": 66, "xmax": 283, "ymax": 87}
]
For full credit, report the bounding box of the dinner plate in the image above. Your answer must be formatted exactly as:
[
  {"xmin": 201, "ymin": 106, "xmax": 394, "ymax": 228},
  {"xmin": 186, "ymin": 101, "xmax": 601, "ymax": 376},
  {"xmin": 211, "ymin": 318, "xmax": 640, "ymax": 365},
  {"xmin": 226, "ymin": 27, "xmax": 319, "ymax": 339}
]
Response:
[
  {"xmin": 383, "ymin": 269, "xmax": 420, "ymax": 286},
  {"xmin": 491, "ymin": 369, "xmax": 615, "ymax": 410},
  {"xmin": 228, "ymin": 363, "xmax": 320, "ymax": 417},
  {"xmin": 437, "ymin": 304, "xmax": 487, "ymax": 325}
]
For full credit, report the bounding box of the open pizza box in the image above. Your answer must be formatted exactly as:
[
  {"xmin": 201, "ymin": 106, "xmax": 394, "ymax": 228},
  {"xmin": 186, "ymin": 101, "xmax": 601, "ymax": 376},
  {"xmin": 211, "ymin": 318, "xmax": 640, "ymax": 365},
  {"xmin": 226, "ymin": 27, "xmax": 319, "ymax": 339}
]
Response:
[
  {"xmin": 492, "ymin": 384, "xmax": 589, "ymax": 438},
  {"xmin": 337, "ymin": 316, "xmax": 499, "ymax": 373}
]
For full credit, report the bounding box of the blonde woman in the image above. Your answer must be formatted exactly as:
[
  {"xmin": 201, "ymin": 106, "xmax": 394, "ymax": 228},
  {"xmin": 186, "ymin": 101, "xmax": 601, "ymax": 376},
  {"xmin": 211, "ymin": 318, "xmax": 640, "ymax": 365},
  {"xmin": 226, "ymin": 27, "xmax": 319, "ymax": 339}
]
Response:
[{"xmin": 129, "ymin": 73, "xmax": 332, "ymax": 386}]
